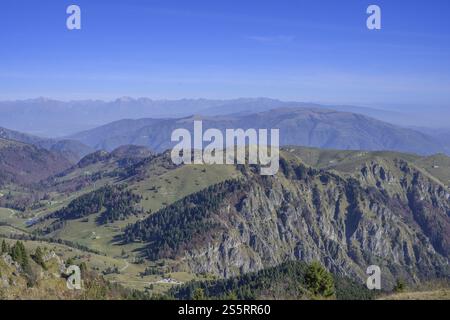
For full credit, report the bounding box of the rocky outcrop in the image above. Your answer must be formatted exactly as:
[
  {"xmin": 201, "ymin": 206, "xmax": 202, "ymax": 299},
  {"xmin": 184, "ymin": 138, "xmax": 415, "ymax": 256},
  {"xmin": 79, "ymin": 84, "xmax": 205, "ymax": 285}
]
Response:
[{"xmin": 2, "ymin": 253, "xmax": 22, "ymax": 273}]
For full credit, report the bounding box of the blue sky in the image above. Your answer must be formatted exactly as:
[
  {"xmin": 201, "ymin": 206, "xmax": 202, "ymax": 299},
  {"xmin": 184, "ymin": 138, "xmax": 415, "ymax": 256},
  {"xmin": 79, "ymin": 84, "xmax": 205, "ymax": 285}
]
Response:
[{"xmin": 0, "ymin": 0, "xmax": 449, "ymax": 109}]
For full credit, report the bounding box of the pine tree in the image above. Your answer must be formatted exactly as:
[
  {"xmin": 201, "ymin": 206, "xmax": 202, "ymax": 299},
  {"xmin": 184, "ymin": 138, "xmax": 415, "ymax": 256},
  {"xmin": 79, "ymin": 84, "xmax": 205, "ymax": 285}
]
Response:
[
  {"xmin": 225, "ymin": 291, "xmax": 238, "ymax": 300},
  {"xmin": 80, "ymin": 262, "xmax": 88, "ymax": 276},
  {"xmin": 1, "ymin": 240, "xmax": 8, "ymax": 254},
  {"xmin": 32, "ymin": 247, "xmax": 46, "ymax": 270},
  {"xmin": 66, "ymin": 257, "xmax": 75, "ymax": 266},
  {"xmin": 11, "ymin": 242, "xmax": 20, "ymax": 261},
  {"xmin": 11, "ymin": 241, "xmax": 29, "ymax": 269},
  {"xmin": 393, "ymin": 279, "xmax": 406, "ymax": 293},
  {"xmin": 192, "ymin": 287, "xmax": 206, "ymax": 300},
  {"xmin": 304, "ymin": 261, "xmax": 335, "ymax": 298}
]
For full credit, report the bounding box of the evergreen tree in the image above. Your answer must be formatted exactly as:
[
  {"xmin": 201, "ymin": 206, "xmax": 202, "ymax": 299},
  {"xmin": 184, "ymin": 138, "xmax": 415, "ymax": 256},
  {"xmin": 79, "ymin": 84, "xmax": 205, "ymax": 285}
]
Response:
[
  {"xmin": 1, "ymin": 240, "xmax": 8, "ymax": 254},
  {"xmin": 11, "ymin": 241, "xmax": 29, "ymax": 269},
  {"xmin": 393, "ymin": 279, "xmax": 406, "ymax": 293},
  {"xmin": 32, "ymin": 247, "xmax": 46, "ymax": 270},
  {"xmin": 192, "ymin": 288, "xmax": 206, "ymax": 300},
  {"xmin": 304, "ymin": 261, "xmax": 335, "ymax": 298},
  {"xmin": 80, "ymin": 262, "xmax": 88, "ymax": 273},
  {"xmin": 66, "ymin": 257, "xmax": 75, "ymax": 266},
  {"xmin": 225, "ymin": 291, "xmax": 238, "ymax": 300}
]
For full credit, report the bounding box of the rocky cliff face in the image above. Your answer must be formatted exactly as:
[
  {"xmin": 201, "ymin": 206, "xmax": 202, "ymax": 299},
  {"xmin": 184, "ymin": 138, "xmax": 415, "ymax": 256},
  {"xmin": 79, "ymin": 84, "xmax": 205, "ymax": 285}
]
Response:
[{"xmin": 126, "ymin": 153, "xmax": 450, "ymax": 288}]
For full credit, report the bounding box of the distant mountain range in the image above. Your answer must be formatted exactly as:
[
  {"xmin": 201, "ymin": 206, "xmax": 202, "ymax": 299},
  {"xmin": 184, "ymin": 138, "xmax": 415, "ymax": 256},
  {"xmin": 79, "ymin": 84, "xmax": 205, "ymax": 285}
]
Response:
[
  {"xmin": 0, "ymin": 98, "xmax": 286, "ymax": 136},
  {"xmin": 0, "ymin": 127, "xmax": 93, "ymax": 163},
  {"xmin": 69, "ymin": 108, "xmax": 448, "ymax": 156},
  {"xmin": 1, "ymin": 103, "xmax": 449, "ymax": 159},
  {"xmin": 1, "ymin": 97, "xmax": 448, "ymax": 137}
]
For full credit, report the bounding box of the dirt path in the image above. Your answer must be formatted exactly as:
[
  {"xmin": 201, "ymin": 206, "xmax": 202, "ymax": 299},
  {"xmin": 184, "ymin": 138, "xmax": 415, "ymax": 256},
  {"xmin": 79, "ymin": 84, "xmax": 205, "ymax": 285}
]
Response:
[
  {"xmin": 8, "ymin": 209, "xmax": 15, "ymax": 218},
  {"xmin": 119, "ymin": 260, "xmax": 129, "ymax": 272}
]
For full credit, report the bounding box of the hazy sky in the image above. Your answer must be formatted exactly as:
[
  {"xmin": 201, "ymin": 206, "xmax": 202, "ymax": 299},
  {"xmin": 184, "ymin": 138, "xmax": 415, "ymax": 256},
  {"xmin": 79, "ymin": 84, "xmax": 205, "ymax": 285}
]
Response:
[{"xmin": 1, "ymin": 0, "xmax": 449, "ymax": 109}]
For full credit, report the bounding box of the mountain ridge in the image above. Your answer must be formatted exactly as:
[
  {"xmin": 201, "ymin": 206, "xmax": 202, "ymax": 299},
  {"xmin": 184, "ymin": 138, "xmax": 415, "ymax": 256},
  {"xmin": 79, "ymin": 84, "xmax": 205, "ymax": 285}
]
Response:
[
  {"xmin": 0, "ymin": 126, "xmax": 93, "ymax": 163},
  {"xmin": 0, "ymin": 137, "xmax": 72, "ymax": 186},
  {"xmin": 68, "ymin": 107, "xmax": 447, "ymax": 156},
  {"xmin": 122, "ymin": 149, "xmax": 450, "ymax": 286}
]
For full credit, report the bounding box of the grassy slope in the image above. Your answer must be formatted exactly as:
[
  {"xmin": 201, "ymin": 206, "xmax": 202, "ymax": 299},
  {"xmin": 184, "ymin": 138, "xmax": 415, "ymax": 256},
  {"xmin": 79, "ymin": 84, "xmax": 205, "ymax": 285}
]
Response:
[
  {"xmin": 0, "ymin": 236, "xmax": 200, "ymax": 293},
  {"xmin": 42, "ymin": 163, "xmax": 239, "ymax": 253},
  {"xmin": 282, "ymin": 146, "xmax": 450, "ymax": 187},
  {"xmin": 379, "ymin": 289, "xmax": 450, "ymax": 300},
  {"xmin": 1, "ymin": 159, "xmax": 240, "ymax": 293}
]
